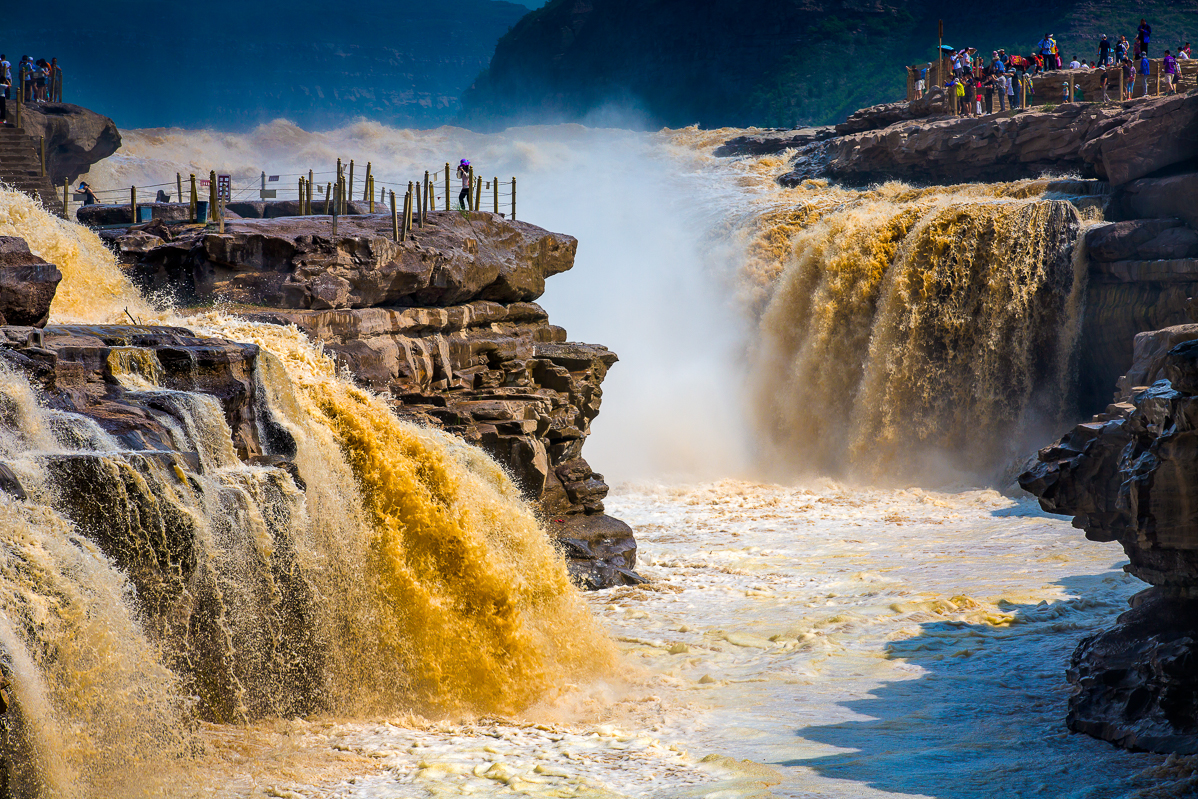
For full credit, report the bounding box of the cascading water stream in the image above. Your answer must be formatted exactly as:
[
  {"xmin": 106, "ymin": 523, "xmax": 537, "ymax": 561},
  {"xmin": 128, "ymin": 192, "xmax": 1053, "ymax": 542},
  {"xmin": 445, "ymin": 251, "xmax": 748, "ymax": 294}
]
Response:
[{"xmin": 0, "ymin": 185, "xmax": 613, "ymax": 797}]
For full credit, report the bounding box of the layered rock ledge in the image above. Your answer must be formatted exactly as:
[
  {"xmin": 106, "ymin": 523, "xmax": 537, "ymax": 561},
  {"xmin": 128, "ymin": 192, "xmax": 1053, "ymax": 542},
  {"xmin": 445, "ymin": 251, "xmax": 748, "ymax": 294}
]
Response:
[
  {"xmin": 720, "ymin": 93, "xmax": 1198, "ymax": 189},
  {"xmin": 113, "ymin": 210, "xmax": 640, "ymax": 588}
]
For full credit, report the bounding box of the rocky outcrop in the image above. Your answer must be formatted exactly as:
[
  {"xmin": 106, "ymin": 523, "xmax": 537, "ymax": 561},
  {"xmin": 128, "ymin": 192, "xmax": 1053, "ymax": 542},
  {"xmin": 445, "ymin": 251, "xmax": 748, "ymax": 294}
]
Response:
[
  {"xmin": 713, "ymin": 127, "xmax": 836, "ymax": 158},
  {"xmin": 16, "ymin": 102, "xmax": 121, "ymax": 185},
  {"xmin": 777, "ymin": 93, "xmax": 1198, "ymax": 188},
  {"xmin": 115, "ymin": 211, "xmax": 640, "ymax": 588},
  {"xmin": 127, "ymin": 213, "xmax": 576, "ymax": 310},
  {"xmin": 1021, "ymin": 329, "xmax": 1198, "ymax": 752},
  {"xmin": 0, "ymin": 237, "xmax": 61, "ymax": 327},
  {"xmin": 1086, "ymin": 219, "xmax": 1198, "ymax": 264}
]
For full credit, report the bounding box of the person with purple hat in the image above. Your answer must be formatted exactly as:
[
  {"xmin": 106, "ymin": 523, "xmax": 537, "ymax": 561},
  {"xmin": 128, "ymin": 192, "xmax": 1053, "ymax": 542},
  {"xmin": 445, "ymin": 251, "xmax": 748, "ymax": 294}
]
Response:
[{"xmin": 456, "ymin": 159, "xmax": 473, "ymax": 210}]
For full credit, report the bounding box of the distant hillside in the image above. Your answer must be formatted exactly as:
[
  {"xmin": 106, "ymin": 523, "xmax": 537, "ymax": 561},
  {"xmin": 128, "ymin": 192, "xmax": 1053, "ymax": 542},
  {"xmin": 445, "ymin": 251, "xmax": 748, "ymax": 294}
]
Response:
[
  {"xmin": 460, "ymin": 0, "xmax": 1198, "ymax": 129},
  {"xmin": 5, "ymin": 0, "xmax": 527, "ymax": 130}
]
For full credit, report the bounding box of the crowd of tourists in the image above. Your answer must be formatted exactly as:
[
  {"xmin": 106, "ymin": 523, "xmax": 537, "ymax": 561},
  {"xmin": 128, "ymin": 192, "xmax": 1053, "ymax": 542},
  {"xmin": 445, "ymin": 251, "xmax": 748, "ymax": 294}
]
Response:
[
  {"xmin": 0, "ymin": 55, "xmax": 62, "ymax": 124},
  {"xmin": 914, "ymin": 19, "xmax": 1192, "ymax": 116}
]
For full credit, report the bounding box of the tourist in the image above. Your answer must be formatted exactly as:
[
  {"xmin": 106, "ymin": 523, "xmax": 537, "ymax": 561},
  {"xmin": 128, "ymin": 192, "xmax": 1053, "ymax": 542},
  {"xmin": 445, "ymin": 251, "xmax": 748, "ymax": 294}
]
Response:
[
  {"xmin": 1181, "ymin": 43, "xmax": 1192, "ymax": 59},
  {"xmin": 1122, "ymin": 57, "xmax": 1135, "ymax": 99},
  {"xmin": 1062, "ymin": 80, "xmax": 1071, "ymax": 103},
  {"xmin": 1116, "ymin": 36, "xmax": 1129, "ymax": 63},
  {"xmin": 456, "ymin": 159, "xmax": 472, "ymax": 210},
  {"xmin": 49, "ymin": 58, "xmax": 59, "ymax": 102},
  {"xmin": 1163, "ymin": 50, "xmax": 1178, "ymax": 94},
  {"xmin": 916, "ymin": 66, "xmax": 926, "ymax": 99},
  {"xmin": 1005, "ymin": 70, "xmax": 1016, "ymax": 110},
  {"xmin": 982, "ymin": 71, "xmax": 995, "ymax": 113},
  {"xmin": 1069, "ymin": 56, "xmax": 1081, "ymax": 69},
  {"xmin": 1137, "ymin": 52, "xmax": 1151, "ymax": 97},
  {"xmin": 1099, "ymin": 34, "xmax": 1112, "ymax": 65},
  {"xmin": 1038, "ymin": 34, "xmax": 1055, "ymax": 69},
  {"xmin": 76, "ymin": 182, "xmax": 98, "ymax": 206},
  {"xmin": 1074, "ymin": 82, "xmax": 1085, "ymax": 102},
  {"xmin": 974, "ymin": 78, "xmax": 984, "ymax": 115},
  {"xmin": 34, "ymin": 60, "xmax": 48, "ymax": 103},
  {"xmin": 1138, "ymin": 19, "xmax": 1152, "ymax": 56},
  {"xmin": 1100, "ymin": 67, "xmax": 1112, "ymax": 102},
  {"xmin": 951, "ymin": 78, "xmax": 966, "ymax": 115}
]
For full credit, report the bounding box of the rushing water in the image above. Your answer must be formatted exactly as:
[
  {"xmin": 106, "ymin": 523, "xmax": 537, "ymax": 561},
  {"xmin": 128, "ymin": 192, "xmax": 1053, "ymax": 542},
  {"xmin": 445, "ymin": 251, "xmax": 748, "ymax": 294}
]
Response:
[{"xmin": 0, "ymin": 121, "xmax": 1181, "ymax": 797}]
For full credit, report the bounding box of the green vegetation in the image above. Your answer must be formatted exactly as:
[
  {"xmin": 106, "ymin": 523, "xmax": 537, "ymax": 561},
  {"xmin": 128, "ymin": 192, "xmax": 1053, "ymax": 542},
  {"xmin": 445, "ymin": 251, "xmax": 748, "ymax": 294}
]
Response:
[{"xmin": 462, "ymin": 0, "xmax": 1198, "ymax": 129}]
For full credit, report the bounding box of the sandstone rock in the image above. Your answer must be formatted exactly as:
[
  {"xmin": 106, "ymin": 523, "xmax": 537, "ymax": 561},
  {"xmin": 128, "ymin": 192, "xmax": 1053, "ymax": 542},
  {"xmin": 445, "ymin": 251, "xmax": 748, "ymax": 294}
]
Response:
[
  {"xmin": 0, "ymin": 237, "xmax": 61, "ymax": 327},
  {"xmin": 1086, "ymin": 219, "xmax": 1198, "ymax": 263},
  {"xmin": 1116, "ymin": 324, "xmax": 1198, "ymax": 398},
  {"xmin": 1116, "ymin": 172, "xmax": 1198, "ymax": 231},
  {"xmin": 549, "ymin": 513, "xmax": 642, "ymax": 590},
  {"xmin": 125, "ymin": 212, "xmax": 577, "ymax": 309},
  {"xmin": 1078, "ymin": 93, "xmax": 1198, "ymax": 185},
  {"xmin": 17, "ymin": 102, "xmax": 121, "ymax": 185},
  {"xmin": 1066, "ymin": 588, "xmax": 1198, "ymax": 753},
  {"xmin": 779, "ymin": 94, "xmax": 1198, "ymax": 188}
]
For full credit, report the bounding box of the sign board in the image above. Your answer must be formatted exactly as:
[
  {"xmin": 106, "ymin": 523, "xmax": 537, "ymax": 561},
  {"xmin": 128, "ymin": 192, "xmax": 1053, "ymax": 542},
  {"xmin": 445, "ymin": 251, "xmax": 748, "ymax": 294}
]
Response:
[
  {"xmin": 199, "ymin": 180, "xmax": 210, "ymax": 188},
  {"xmin": 217, "ymin": 175, "xmax": 231, "ymax": 201},
  {"xmin": 259, "ymin": 190, "xmax": 277, "ymax": 199}
]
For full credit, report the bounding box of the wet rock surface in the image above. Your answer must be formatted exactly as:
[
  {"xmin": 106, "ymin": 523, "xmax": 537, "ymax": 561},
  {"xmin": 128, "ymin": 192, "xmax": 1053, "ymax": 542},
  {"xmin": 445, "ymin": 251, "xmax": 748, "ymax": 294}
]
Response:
[
  {"xmin": 112, "ymin": 215, "xmax": 638, "ymax": 588},
  {"xmin": 1021, "ymin": 328, "xmax": 1198, "ymax": 752},
  {"xmin": 0, "ymin": 237, "xmax": 61, "ymax": 328}
]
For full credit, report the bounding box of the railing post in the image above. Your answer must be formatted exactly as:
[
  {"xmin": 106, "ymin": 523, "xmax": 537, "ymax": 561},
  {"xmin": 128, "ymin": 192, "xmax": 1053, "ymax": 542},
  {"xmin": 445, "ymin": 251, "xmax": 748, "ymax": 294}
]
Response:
[
  {"xmin": 364, "ymin": 162, "xmax": 372, "ymax": 202},
  {"xmin": 62, "ymin": 178, "xmax": 68, "ymax": 219},
  {"xmin": 39, "ymin": 136, "xmax": 45, "ymax": 177},
  {"xmin": 130, "ymin": 186, "xmax": 137, "ymax": 224},
  {"xmin": 189, "ymin": 174, "xmax": 197, "ymax": 221},
  {"xmin": 423, "ymin": 171, "xmax": 430, "ymax": 223},
  {"xmin": 415, "ymin": 179, "xmax": 423, "ymax": 228},
  {"xmin": 176, "ymin": 173, "xmax": 182, "ymax": 205},
  {"xmin": 325, "ymin": 182, "xmax": 332, "ymax": 215},
  {"xmin": 390, "ymin": 190, "xmax": 398, "ymax": 241},
  {"xmin": 444, "ymin": 163, "xmax": 450, "ymax": 211},
  {"xmin": 401, "ymin": 188, "xmax": 411, "ymax": 242},
  {"xmin": 209, "ymin": 170, "xmax": 217, "ymax": 221},
  {"xmin": 15, "ymin": 71, "xmax": 22, "ymax": 128},
  {"xmin": 511, "ymin": 177, "xmax": 516, "ymax": 220},
  {"xmin": 380, "ymin": 183, "xmax": 386, "ymax": 213},
  {"xmin": 348, "ymin": 160, "xmax": 354, "ymax": 206},
  {"xmin": 493, "ymin": 176, "xmax": 498, "ymax": 214},
  {"xmin": 474, "ymin": 176, "xmax": 482, "ymax": 212}
]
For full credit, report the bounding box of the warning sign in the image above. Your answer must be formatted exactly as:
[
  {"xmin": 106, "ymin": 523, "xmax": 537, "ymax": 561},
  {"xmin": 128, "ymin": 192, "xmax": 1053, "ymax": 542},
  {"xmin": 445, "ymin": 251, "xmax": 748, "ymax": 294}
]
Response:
[{"xmin": 217, "ymin": 175, "xmax": 231, "ymax": 201}]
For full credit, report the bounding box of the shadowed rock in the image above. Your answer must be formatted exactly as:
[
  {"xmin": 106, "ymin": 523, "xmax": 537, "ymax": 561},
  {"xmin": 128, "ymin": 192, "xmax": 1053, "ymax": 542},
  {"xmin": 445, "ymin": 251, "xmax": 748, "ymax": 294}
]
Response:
[{"xmin": 0, "ymin": 237, "xmax": 61, "ymax": 328}]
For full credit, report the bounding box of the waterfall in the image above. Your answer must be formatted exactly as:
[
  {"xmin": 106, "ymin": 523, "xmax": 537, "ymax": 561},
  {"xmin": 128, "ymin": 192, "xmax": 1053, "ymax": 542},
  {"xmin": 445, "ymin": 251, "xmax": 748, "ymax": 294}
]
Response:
[
  {"xmin": 749, "ymin": 183, "xmax": 1085, "ymax": 482},
  {"xmin": 0, "ymin": 187, "xmax": 613, "ymax": 797}
]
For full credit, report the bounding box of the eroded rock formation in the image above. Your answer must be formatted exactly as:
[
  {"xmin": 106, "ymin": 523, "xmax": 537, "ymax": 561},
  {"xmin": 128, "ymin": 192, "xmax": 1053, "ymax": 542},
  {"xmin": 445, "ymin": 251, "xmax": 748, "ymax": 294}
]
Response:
[
  {"xmin": 1021, "ymin": 329, "xmax": 1198, "ymax": 752},
  {"xmin": 111, "ymin": 210, "xmax": 640, "ymax": 588},
  {"xmin": 16, "ymin": 102, "xmax": 121, "ymax": 185}
]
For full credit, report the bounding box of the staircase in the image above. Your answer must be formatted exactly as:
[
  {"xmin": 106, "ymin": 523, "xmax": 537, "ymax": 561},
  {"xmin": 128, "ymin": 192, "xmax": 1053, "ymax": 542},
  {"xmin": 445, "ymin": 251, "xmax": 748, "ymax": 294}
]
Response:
[{"xmin": 0, "ymin": 120, "xmax": 63, "ymax": 216}]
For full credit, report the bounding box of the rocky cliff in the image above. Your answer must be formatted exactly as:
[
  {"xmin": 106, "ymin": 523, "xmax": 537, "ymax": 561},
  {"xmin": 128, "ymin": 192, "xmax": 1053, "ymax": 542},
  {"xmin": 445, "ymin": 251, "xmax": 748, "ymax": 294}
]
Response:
[
  {"xmin": 1013, "ymin": 91, "xmax": 1198, "ymax": 750},
  {"xmin": 461, "ymin": 0, "xmax": 1198, "ymax": 129},
  {"xmin": 109, "ymin": 210, "xmax": 640, "ymax": 590}
]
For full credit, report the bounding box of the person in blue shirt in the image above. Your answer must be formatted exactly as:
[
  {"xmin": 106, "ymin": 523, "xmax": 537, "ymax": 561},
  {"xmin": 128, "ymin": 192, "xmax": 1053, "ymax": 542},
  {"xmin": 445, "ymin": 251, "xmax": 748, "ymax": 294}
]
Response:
[
  {"xmin": 1137, "ymin": 19, "xmax": 1152, "ymax": 57},
  {"xmin": 1138, "ymin": 52, "xmax": 1151, "ymax": 97}
]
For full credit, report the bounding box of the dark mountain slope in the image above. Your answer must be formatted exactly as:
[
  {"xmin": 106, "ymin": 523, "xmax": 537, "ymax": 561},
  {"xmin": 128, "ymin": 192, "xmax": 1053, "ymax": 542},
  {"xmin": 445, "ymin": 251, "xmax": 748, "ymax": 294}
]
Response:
[
  {"xmin": 6, "ymin": 0, "xmax": 527, "ymax": 130},
  {"xmin": 461, "ymin": 0, "xmax": 1198, "ymax": 129}
]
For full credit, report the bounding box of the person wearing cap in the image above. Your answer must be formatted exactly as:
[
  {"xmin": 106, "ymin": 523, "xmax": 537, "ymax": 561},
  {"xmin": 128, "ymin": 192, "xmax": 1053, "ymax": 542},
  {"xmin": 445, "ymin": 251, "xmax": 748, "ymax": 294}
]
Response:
[
  {"xmin": 1099, "ymin": 67, "xmax": 1112, "ymax": 102},
  {"xmin": 1062, "ymin": 80, "xmax": 1071, "ymax": 103},
  {"xmin": 77, "ymin": 181, "xmax": 98, "ymax": 206},
  {"xmin": 1099, "ymin": 35, "xmax": 1112, "ymax": 66},
  {"xmin": 1137, "ymin": 19, "xmax": 1151, "ymax": 57},
  {"xmin": 1038, "ymin": 33, "xmax": 1055, "ymax": 67},
  {"xmin": 456, "ymin": 159, "xmax": 473, "ymax": 210}
]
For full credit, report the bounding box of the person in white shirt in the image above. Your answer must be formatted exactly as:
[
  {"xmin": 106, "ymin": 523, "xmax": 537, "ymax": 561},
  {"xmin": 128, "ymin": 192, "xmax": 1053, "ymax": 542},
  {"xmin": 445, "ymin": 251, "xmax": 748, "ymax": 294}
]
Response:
[{"xmin": 1069, "ymin": 57, "xmax": 1081, "ymax": 69}]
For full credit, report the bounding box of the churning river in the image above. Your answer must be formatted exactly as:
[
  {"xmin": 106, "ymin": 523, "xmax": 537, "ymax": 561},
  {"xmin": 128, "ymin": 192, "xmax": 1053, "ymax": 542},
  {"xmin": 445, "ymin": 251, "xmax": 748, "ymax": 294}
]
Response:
[{"xmin": 4, "ymin": 122, "xmax": 1190, "ymax": 797}]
